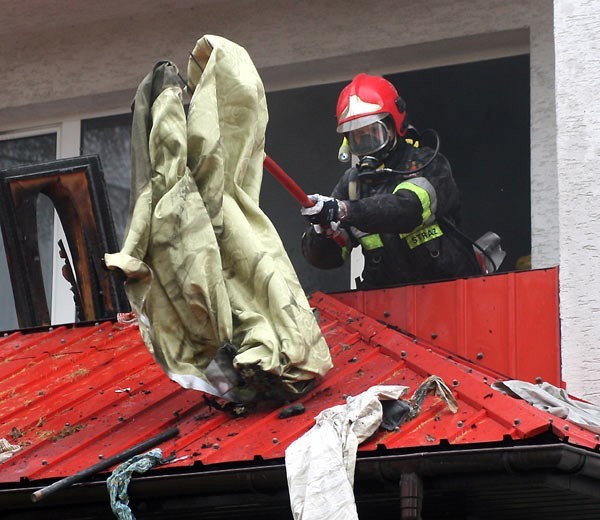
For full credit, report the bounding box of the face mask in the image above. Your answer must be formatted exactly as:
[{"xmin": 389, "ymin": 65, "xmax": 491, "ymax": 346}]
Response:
[{"xmin": 347, "ymin": 120, "xmax": 390, "ymax": 157}]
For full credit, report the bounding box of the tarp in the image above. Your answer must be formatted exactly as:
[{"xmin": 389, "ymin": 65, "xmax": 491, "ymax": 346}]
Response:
[
  {"xmin": 285, "ymin": 385, "xmax": 409, "ymax": 520},
  {"xmin": 492, "ymin": 380, "xmax": 600, "ymax": 434},
  {"xmin": 105, "ymin": 35, "xmax": 332, "ymax": 403}
]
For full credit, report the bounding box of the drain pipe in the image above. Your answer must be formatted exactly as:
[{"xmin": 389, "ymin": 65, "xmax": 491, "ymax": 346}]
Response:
[{"xmin": 400, "ymin": 472, "xmax": 423, "ymax": 520}]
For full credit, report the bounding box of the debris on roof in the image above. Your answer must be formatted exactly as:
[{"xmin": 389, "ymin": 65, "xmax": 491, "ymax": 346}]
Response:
[{"xmin": 0, "ymin": 287, "xmax": 598, "ymax": 493}]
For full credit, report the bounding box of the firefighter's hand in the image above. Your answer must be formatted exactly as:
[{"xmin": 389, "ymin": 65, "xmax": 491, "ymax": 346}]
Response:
[{"xmin": 301, "ymin": 194, "xmax": 345, "ymax": 226}]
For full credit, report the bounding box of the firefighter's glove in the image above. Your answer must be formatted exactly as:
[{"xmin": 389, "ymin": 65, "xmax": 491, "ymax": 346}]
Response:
[
  {"xmin": 312, "ymin": 221, "xmax": 346, "ymax": 241},
  {"xmin": 301, "ymin": 194, "xmax": 347, "ymax": 226}
]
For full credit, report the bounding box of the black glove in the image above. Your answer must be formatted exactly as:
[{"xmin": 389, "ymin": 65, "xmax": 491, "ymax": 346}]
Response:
[{"xmin": 301, "ymin": 194, "xmax": 342, "ymax": 226}]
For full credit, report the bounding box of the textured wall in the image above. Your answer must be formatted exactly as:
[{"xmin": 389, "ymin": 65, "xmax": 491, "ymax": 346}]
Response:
[
  {"xmin": 555, "ymin": 0, "xmax": 600, "ymax": 401},
  {"xmin": 0, "ymin": 1, "xmax": 538, "ymax": 122},
  {"xmin": 530, "ymin": 6, "xmax": 559, "ymax": 268}
]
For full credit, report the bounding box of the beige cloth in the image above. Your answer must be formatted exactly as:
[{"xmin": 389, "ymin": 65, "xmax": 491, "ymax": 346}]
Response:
[
  {"xmin": 285, "ymin": 385, "xmax": 409, "ymax": 520},
  {"xmin": 0, "ymin": 438, "xmax": 21, "ymax": 463},
  {"xmin": 492, "ymin": 380, "xmax": 600, "ymax": 434},
  {"xmin": 285, "ymin": 376, "xmax": 458, "ymax": 520},
  {"xmin": 105, "ymin": 35, "xmax": 332, "ymax": 400}
]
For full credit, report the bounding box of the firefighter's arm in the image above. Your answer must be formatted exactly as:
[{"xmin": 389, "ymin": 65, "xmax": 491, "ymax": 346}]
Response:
[
  {"xmin": 341, "ymin": 153, "xmax": 459, "ymax": 234},
  {"xmin": 300, "ymin": 189, "xmax": 422, "ymax": 235},
  {"xmin": 340, "ymin": 191, "xmax": 423, "ymax": 234}
]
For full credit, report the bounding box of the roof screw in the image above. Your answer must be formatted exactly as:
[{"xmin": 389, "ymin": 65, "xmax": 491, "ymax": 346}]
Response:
[
  {"xmin": 383, "ymin": 311, "xmax": 390, "ymax": 318},
  {"xmin": 48, "ymin": 327, "xmax": 54, "ymax": 331},
  {"xmin": 3, "ymin": 332, "xmax": 8, "ymax": 337},
  {"xmin": 514, "ymin": 419, "xmax": 521, "ymax": 426},
  {"xmin": 535, "ymin": 376, "xmax": 543, "ymax": 384},
  {"xmin": 431, "ymin": 333, "xmax": 438, "ymax": 339},
  {"xmin": 467, "ymin": 368, "xmax": 473, "ymax": 373},
  {"xmin": 476, "ymin": 352, "xmax": 484, "ymax": 360},
  {"xmin": 41, "ymin": 460, "xmax": 47, "ymax": 466},
  {"xmin": 400, "ymin": 350, "xmax": 407, "ymax": 358},
  {"xmin": 65, "ymin": 422, "xmax": 70, "ymax": 427},
  {"xmin": 595, "ymin": 435, "xmax": 599, "ymax": 440},
  {"xmin": 95, "ymin": 322, "xmax": 100, "ymax": 326},
  {"xmin": 98, "ymin": 454, "xmax": 104, "ymax": 459},
  {"xmin": 60, "ymin": 339, "xmax": 66, "ymax": 344},
  {"xmin": 108, "ymin": 333, "xmax": 114, "ymax": 339},
  {"xmin": 412, "ymin": 338, "xmax": 418, "ymax": 344},
  {"xmin": 272, "ymin": 438, "xmax": 279, "ymax": 444},
  {"xmin": 457, "ymin": 421, "xmax": 464, "ymax": 428},
  {"xmin": 564, "ymin": 425, "xmax": 569, "ymax": 431},
  {"xmin": 452, "ymin": 379, "xmax": 459, "ymax": 387},
  {"xmin": 213, "ymin": 444, "xmax": 220, "ymax": 450}
]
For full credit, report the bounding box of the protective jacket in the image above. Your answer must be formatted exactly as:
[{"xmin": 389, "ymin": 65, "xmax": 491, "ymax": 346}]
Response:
[{"xmin": 302, "ymin": 141, "xmax": 482, "ymax": 288}]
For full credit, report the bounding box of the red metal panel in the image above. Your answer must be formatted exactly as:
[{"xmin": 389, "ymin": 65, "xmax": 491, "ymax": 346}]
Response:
[
  {"xmin": 0, "ymin": 278, "xmax": 590, "ymax": 490},
  {"xmin": 330, "ymin": 269, "xmax": 561, "ymax": 386}
]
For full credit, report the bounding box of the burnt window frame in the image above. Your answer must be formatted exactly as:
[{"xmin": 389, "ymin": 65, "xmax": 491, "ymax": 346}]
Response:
[{"xmin": 0, "ymin": 155, "xmax": 128, "ymax": 329}]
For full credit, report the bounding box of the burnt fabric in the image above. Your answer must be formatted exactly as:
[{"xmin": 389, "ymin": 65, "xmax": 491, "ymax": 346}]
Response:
[
  {"xmin": 302, "ymin": 144, "xmax": 482, "ymax": 288},
  {"xmin": 105, "ymin": 35, "xmax": 332, "ymax": 401}
]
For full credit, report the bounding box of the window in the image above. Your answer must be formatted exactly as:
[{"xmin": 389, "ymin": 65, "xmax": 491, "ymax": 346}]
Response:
[
  {"xmin": 81, "ymin": 113, "xmax": 133, "ymax": 245},
  {"xmin": 0, "ymin": 132, "xmax": 57, "ymax": 330}
]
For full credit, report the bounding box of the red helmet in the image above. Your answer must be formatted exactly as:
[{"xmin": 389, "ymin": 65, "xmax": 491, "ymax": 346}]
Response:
[{"xmin": 336, "ymin": 73, "xmax": 407, "ymax": 136}]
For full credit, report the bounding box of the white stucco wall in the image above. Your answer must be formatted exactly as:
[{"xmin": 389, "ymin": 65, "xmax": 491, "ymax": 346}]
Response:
[{"xmin": 554, "ymin": 0, "xmax": 600, "ymax": 401}]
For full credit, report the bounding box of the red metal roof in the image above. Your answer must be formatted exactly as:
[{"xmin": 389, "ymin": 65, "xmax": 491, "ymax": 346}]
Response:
[
  {"xmin": 332, "ymin": 268, "xmax": 562, "ymax": 386},
  {"xmin": 0, "ymin": 275, "xmax": 596, "ymax": 487}
]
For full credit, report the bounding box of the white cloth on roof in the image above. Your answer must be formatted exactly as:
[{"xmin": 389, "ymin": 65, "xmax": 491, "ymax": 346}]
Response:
[
  {"xmin": 491, "ymin": 380, "xmax": 600, "ymax": 434},
  {"xmin": 0, "ymin": 438, "xmax": 21, "ymax": 463},
  {"xmin": 285, "ymin": 385, "xmax": 408, "ymax": 520}
]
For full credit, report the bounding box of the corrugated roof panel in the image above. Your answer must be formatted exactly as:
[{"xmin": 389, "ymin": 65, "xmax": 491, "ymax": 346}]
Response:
[
  {"xmin": 0, "ymin": 284, "xmax": 597, "ymax": 488},
  {"xmin": 330, "ymin": 268, "xmax": 561, "ymax": 386}
]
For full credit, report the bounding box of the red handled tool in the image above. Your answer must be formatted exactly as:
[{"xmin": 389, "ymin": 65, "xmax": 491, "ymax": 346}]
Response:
[
  {"xmin": 264, "ymin": 155, "xmax": 315, "ymax": 208},
  {"xmin": 263, "ymin": 155, "xmax": 347, "ymax": 246}
]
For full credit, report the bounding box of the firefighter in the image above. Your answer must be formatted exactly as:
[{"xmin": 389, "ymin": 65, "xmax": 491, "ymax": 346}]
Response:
[{"xmin": 301, "ymin": 73, "xmax": 482, "ymax": 288}]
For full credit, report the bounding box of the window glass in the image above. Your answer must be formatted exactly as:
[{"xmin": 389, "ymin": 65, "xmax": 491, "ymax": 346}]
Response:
[
  {"xmin": 0, "ymin": 133, "xmax": 57, "ymax": 331},
  {"xmin": 81, "ymin": 113, "xmax": 133, "ymax": 245}
]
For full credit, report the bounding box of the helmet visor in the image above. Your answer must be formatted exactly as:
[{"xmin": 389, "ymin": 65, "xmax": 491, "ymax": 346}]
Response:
[{"xmin": 347, "ymin": 120, "xmax": 390, "ymax": 157}]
